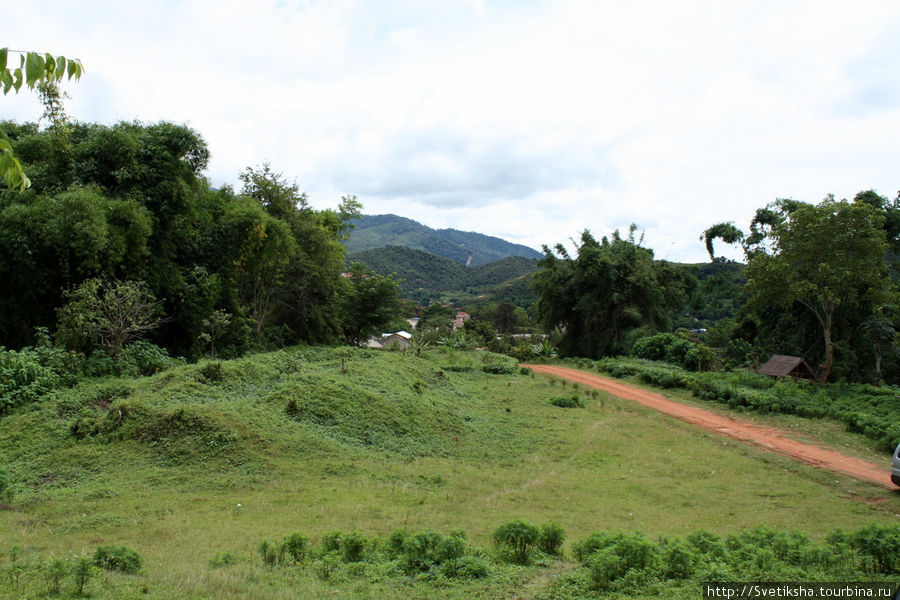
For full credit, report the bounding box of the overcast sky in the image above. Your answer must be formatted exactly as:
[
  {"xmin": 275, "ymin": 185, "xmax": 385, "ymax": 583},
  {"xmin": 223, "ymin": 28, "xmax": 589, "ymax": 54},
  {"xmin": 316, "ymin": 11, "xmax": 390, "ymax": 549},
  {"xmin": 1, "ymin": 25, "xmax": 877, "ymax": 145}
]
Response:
[{"xmin": 5, "ymin": 0, "xmax": 900, "ymax": 262}]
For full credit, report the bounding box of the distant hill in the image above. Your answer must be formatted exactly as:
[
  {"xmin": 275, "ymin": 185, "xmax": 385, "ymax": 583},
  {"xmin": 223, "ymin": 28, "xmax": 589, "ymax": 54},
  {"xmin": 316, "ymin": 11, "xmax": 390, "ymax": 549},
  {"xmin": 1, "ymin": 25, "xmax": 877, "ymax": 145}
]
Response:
[
  {"xmin": 344, "ymin": 214, "xmax": 543, "ymax": 267},
  {"xmin": 348, "ymin": 246, "xmax": 539, "ymax": 306}
]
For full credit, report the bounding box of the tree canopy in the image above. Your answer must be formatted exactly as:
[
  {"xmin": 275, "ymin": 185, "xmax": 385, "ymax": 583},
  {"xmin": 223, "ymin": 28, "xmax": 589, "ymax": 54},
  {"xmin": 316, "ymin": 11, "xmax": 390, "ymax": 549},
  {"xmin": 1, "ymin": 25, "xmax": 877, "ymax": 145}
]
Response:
[
  {"xmin": 0, "ymin": 119, "xmax": 387, "ymax": 358},
  {"xmin": 532, "ymin": 227, "xmax": 694, "ymax": 358},
  {"xmin": 705, "ymin": 192, "xmax": 898, "ymax": 383}
]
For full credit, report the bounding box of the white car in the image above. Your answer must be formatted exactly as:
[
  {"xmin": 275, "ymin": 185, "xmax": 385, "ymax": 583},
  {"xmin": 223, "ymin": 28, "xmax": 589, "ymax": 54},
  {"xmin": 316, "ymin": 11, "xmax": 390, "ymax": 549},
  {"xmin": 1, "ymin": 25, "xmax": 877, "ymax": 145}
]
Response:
[{"xmin": 893, "ymin": 443, "xmax": 900, "ymax": 487}]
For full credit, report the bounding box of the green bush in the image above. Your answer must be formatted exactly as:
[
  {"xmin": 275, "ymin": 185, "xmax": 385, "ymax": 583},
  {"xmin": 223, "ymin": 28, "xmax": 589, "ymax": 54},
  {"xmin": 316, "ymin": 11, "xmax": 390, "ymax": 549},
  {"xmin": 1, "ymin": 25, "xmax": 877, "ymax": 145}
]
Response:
[
  {"xmin": 320, "ymin": 531, "xmax": 342, "ymax": 554},
  {"xmin": 73, "ymin": 555, "xmax": 94, "ymax": 596},
  {"xmin": 209, "ymin": 551, "xmax": 237, "ymax": 569},
  {"xmin": 280, "ymin": 533, "xmax": 309, "ymax": 564},
  {"xmin": 493, "ymin": 519, "xmax": 540, "ymax": 564},
  {"xmin": 93, "ymin": 545, "xmax": 142, "ymax": 573},
  {"xmin": 550, "ymin": 394, "xmax": 583, "ymax": 408},
  {"xmin": 340, "ymin": 532, "xmax": 368, "ymax": 563},
  {"xmin": 441, "ymin": 555, "xmax": 489, "ymax": 579},
  {"xmin": 852, "ymin": 523, "xmax": 900, "ymax": 574},
  {"xmin": 0, "ymin": 347, "xmax": 60, "ymax": 415},
  {"xmin": 538, "ymin": 522, "xmax": 565, "ymax": 555},
  {"xmin": 258, "ymin": 539, "xmax": 279, "ymax": 566},
  {"xmin": 661, "ymin": 538, "xmax": 697, "ymax": 579},
  {"xmin": 43, "ymin": 556, "xmax": 69, "ymax": 595},
  {"xmin": 118, "ymin": 341, "xmax": 182, "ymax": 377},
  {"xmin": 587, "ymin": 547, "xmax": 624, "ymax": 589}
]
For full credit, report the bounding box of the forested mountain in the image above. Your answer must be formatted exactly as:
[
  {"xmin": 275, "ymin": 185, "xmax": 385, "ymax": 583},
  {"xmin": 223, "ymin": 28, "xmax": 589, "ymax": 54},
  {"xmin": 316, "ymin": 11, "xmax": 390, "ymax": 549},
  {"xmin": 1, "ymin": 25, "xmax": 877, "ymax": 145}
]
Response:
[
  {"xmin": 344, "ymin": 214, "xmax": 543, "ymax": 266},
  {"xmin": 348, "ymin": 246, "xmax": 471, "ymax": 293},
  {"xmin": 347, "ymin": 246, "xmax": 539, "ymax": 306}
]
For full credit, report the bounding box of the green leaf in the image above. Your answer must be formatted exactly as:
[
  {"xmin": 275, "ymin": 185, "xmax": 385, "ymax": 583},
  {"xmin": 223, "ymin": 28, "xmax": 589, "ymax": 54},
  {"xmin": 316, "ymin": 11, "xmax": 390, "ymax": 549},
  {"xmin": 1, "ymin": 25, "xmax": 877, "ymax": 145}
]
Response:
[
  {"xmin": 0, "ymin": 145, "xmax": 31, "ymax": 192},
  {"xmin": 67, "ymin": 59, "xmax": 84, "ymax": 81},
  {"xmin": 25, "ymin": 52, "xmax": 44, "ymax": 88},
  {"xmin": 0, "ymin": 48, "xmax": 7, "ymax": 73},
  {"xmin": 56, "ymin": 56, "xmax": 66, "ymax": 80},
  {"xmin": 44, "ymin": 53, "xmax": 55, "ymax": 76},
  {"xmin": 1, "ymin": 70, "xmax": 12, "ymax": 95},
  {"xmin": 12, "ymin": 68, "xmax": 23, "ymax": 92}
]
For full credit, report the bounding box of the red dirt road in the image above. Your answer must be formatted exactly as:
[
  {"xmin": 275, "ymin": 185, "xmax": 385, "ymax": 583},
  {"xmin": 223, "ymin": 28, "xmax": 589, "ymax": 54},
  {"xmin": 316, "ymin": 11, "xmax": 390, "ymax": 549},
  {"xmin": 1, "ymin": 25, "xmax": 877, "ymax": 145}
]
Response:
[{"xmin": 525, "ymin": 364, "xmax": 894, "ymax": 489}]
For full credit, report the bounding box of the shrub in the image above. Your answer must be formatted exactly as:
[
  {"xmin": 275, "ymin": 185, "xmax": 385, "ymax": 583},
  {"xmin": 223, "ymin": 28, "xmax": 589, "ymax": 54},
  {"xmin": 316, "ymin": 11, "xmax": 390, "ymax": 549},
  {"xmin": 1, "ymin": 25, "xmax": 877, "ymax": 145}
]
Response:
[
  {"xmin": 93, "ymin": 545, "xmax": 142, "ymax": 573},
  {"xmin": 441, "ymin": 555, "xmax": 489, "ymax": 579},
  {"xmin": 320, "ymin": 531, "xmax": 342, "ymax": 554},
  {"xmin": 482, "ymin": 364, "xmax": 515, "ymax": 375},
  {"xmin": 280, "ymin": 533, "xmax": 309, "ymax": 564},
  {"xmin": 573, "ymin": 531, "xmax": 619, "ymax": 563},
  {"xmin": 396, "ymin": 529, "xmax": 466, "ymax": 574},
  {"xmin": 493, "ymin": 519, "xmax": 540, "ymax": 564},
  {"xmin": 118, "ymin": 341, "xmax": 181, "ymax": 377},
  {"xmin": 73, "ymin": 555, "xmax": 94, "ymax": 596},
  {"xmin": 43, "ymin": 557, "xmax": 68, "ymax": 595},
  {"xmin": 258, "ymin": 539, "xmax": 279, "ymax": 566},
  {"xmin": 550, "ymin": 394, "xmax": 583, "ymax": 408},
  {"xmin": 340, "ymin": 532, "xmax": 368, "ymax": 563},
  {"xmin": 631, "ymin": 333, "xmax": 681, "ymax": 361},
  {"xmin": 0, "ymin": 347, "xmax": 60, "ymax": 416},
  {"xmin": 538, "ymin": 523, "xmax": 566, "ymax": 555},
  {"xmin": 661, "ymin": 538, "xmax": 697, "ymax": 579},
  {"xmin": 852, "ymin": 523, "xmax": 900, "ymax": 574},
  {"xmin": 209, "ymin": 551, "xmax": 237, "ymax": 569},
  {"xmin": 200, "ymin": 361, "xmax": 223, "ymax": 382},
  {"xmin": 587, "ymin": 547, "xmax": 624, "ymax": 590},
  {"xmin": 686, "ymin": 530, "xmax": 726, "ymax": 561}
]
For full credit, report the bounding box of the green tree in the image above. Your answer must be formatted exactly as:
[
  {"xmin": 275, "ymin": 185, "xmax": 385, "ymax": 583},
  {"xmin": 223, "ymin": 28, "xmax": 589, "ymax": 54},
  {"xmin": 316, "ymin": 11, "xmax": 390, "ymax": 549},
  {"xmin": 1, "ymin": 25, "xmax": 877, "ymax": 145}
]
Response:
[
  {"xmin": 744, "ymin": 198, "xmax": 888, "ymax": 382},
  {"xmin": 198, "ymin": 309, "xmax": 232, "ymax": 358},
  {"xmin": 491, "ymin": 302, "xmax": 521, "ymax": 334},
  {"xmin": 417, "ymin": 303, "xmax": 454, "ymax": 330},
  {"xmin": 340, "ymin": 263, "xmax": 401, "ymax": 345},
  {"xmin": 240, "ymin": 162, "xmax": 308, "ymax": 221},
  {"xmin": 700, "ymin": 222, "xmax": 744, "ymax": 262},
  {"xmin": 533, "ymin": 226, "xmax": 692, "ymax": 358},
  {"xmin": 56, "ymin": 278, "xmax": 165, "ymax": 361}
]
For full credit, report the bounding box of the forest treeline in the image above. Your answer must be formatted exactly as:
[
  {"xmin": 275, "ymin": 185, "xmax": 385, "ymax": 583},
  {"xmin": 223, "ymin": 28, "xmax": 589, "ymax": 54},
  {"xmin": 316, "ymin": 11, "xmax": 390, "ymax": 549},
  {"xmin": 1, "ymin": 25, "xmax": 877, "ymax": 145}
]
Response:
[
  {"xmin": 1, "ymin": 113, "xmax": 898, "ymax": 386},
  {"xmin": 534, "ymin": 195, "xmax": 899, "ymax": 384},
  {"xmin": 0, "ymin": 120, "xmax": 401, "ymax": 361}
]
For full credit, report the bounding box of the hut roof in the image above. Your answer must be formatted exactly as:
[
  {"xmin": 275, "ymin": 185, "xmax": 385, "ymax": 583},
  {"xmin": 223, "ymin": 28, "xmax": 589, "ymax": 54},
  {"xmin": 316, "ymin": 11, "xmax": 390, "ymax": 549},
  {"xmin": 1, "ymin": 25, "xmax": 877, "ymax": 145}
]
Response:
[{"xmin": 758, "ymin": 354, "xmax": 815, "ymax": 379}]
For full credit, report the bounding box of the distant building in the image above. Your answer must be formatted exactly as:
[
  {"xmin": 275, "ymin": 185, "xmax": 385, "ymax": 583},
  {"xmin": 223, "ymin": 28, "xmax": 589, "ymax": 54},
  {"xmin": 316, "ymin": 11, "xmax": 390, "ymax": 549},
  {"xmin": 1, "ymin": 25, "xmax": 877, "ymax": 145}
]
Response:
[
  {"xmin": 452, "ymin": 311, "xmax": 471, "ymax": 331},
  {"xmin": 758, "ymin": 355, "xmax": 815, "ymax": 380},
  {"xmin": 366, "ymin": 331, "xmax": 413, "ymax": 349}
]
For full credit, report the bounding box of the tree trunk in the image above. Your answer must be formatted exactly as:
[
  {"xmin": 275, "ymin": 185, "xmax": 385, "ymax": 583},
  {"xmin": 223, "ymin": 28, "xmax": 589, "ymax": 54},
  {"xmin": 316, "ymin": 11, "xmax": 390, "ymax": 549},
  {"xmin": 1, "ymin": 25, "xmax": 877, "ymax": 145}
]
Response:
[
  {"xmin": 873, "ymin": 343, "xmax": 882, "ymax": 386},
  {"xmin": 819, "ymin": 310, "xmax": 834, "ymax": 383}
]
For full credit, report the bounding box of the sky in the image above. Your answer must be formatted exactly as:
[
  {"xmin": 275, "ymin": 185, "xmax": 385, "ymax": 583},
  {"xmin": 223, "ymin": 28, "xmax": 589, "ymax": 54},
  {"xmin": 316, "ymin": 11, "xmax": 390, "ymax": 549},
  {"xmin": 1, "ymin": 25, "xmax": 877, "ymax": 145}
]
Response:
[{"xmin": 5, "ymin": 0, "xmax": 900, "ymax": 262}]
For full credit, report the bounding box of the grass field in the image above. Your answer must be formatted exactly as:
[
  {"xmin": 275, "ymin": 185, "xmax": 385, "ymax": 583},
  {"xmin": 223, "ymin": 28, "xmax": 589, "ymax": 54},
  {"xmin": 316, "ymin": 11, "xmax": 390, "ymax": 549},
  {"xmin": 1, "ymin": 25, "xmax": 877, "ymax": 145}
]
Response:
[{"xmin": 1, "ymin": 347, "xmax": 897, "ymax": 598}]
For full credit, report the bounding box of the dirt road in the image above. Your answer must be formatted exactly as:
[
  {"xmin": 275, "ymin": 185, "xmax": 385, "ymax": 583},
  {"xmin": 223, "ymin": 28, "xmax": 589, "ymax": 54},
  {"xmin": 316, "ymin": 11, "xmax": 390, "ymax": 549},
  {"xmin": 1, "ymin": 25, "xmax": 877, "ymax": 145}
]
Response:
[{"xmin": 525, "ymin": 364, "xmax": 894, "ymax": 489}]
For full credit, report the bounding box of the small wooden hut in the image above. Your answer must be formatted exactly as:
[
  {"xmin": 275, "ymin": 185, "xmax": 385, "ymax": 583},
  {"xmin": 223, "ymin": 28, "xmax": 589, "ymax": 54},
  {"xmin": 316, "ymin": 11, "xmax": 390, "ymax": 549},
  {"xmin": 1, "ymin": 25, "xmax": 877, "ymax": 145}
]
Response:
[{"xmin": 758, "ymin": 354, "xmax": 815, "ymax": 380}]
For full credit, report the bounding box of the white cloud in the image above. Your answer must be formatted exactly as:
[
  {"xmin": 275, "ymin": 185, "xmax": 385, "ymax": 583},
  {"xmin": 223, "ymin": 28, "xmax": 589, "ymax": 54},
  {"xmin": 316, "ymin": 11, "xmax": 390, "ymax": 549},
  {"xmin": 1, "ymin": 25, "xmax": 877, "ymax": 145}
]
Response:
[{"xmin": 5, "ymin": 0, "xmax": 900, "ymax": 261}]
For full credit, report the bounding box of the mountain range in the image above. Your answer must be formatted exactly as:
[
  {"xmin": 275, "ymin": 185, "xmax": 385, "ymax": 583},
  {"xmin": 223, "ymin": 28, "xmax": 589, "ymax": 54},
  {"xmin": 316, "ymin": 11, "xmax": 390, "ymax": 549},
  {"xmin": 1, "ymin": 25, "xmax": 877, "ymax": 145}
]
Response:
[{"xmin": 343, "ymin": 214, "xmax": 543, "ymax": 267}]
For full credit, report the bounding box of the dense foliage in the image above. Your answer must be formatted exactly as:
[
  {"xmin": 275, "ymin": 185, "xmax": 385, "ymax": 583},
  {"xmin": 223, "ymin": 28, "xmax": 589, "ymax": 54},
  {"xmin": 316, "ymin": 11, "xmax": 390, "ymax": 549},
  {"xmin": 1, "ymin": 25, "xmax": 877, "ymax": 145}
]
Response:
[
  {"xmin": 0, "ymin": 120, "xmax": 399, "ymax": 359},
  {"xmin": 705, "ymin": 193, "xmax": 900, "ymax": 384},
  {"xmin": 532, "ymin": 227, "xmax": 695, "ymax": 358}
]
